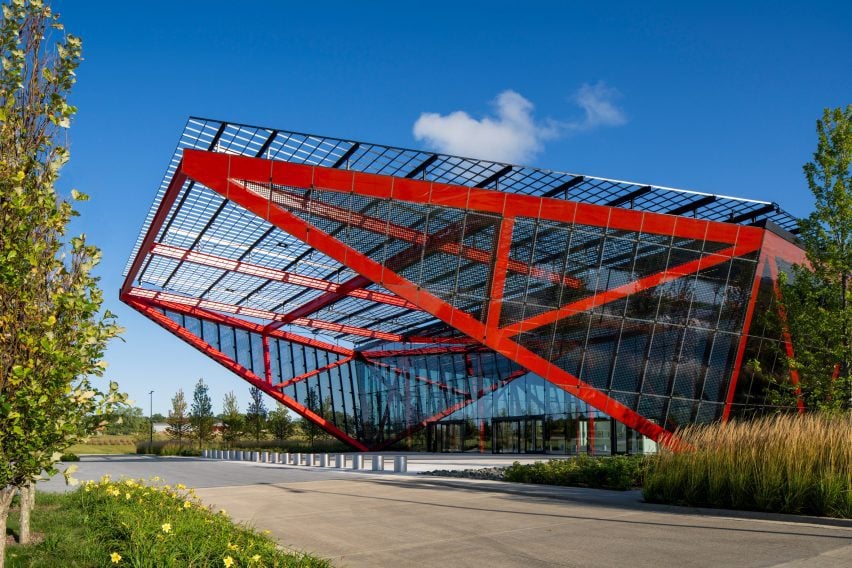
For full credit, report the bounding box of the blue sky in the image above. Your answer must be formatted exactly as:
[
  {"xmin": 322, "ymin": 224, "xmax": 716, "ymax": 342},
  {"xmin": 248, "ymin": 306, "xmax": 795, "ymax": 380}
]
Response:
[{"xmin": 52, "ymin": 0, "xmax": 850, "ymax": 415}]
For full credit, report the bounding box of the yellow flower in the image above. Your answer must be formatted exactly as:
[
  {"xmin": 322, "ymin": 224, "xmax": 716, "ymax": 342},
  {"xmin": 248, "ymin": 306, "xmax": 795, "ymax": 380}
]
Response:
[
  {"xmin": 110, "ymin": 552, "xmax": 122, "ymax": 563},
  {"xmin": 176, "ymin": 483, "xmax": 186, "ymax": 490},
  {"xmin": 84, "ymin": 486, "xmax": 91, "ymax": 492},
  {"xmin": 251, "ymin": 554, "xmax": 262, "ymax": 562},
  {"xmin": 183, "ymin": 500, "xmax": 192, "ymax": 509},
  {"xmin": 161, "ymin": 523, "xmax": 172, "ymax": 534},
  {"xmin": 223, "ymin": 556, "xmax": 235, "ymax": 568},
  {"xmin": 227, "ymin": 542, "xmax": 239, "ymax": 551},
  {"xmin": 219, "ymin": 509, "xmax": 228, "ymax": 516},
  {"xmin": 125, "ymin": 493, "xmax": 131, "ymax": 500}
]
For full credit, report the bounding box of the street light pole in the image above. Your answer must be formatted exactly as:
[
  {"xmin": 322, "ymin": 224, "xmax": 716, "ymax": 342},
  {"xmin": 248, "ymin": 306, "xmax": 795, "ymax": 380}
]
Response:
[{"xmin": 149, "ymin": 390, "xmax": 154, "ymax": 454}]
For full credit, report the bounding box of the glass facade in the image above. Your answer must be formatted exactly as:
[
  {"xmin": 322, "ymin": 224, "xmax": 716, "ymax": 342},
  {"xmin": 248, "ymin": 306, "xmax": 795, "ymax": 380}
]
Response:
[{"xmin": 123, "ymin": 119, "xmax": 806, "ymax": 453}]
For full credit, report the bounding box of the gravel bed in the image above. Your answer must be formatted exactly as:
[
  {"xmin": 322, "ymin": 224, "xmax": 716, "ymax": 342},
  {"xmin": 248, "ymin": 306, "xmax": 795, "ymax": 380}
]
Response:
[{"xmin": 418, "ymin": 467, "xmax": 507, "ymax": 481}]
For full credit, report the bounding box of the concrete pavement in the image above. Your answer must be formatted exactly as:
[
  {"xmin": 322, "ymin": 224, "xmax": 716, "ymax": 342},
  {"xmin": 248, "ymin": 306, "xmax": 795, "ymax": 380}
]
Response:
[{"xmin": 38, "ymin": 455, "xmax": 852, "ymax": 567}]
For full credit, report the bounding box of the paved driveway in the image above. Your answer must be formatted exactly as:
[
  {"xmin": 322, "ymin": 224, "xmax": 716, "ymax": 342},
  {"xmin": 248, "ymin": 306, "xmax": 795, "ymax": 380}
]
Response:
[{"xmin": 38, "ymin": 456, "xmax": 852, "ymax": 568}]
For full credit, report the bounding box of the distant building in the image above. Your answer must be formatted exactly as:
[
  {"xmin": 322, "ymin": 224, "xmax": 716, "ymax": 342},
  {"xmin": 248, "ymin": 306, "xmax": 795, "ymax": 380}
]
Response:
[{"xmin": 122, "ymin": 118, "xmax": 804, "ymax": 454}]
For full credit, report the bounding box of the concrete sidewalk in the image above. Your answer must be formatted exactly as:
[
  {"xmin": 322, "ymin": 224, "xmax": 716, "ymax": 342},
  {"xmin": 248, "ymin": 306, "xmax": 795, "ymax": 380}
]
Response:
[
  {"xmin": 193, "ymin": 474, "xmax": 852, "ymax": 568},
  {"xmin": 39, "ymin": 456, "xmax": 852, "ymax": 567}
]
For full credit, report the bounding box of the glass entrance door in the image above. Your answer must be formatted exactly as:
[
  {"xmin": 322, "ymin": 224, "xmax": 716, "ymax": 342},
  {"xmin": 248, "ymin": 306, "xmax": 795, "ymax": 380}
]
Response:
[
  {"xmin": 493, "ymin": 419, "xmax": 521, "ymax": 453},
  {"xmin": 427, "ymin": 421, "xmax": 465, "ymax": 452},
  {"xmin": 525, "ymin": 416, "xmax": 545, "ymax": 453},
  {"xmin": 493, "ymin": 417, "xmax": 546, "ymax": 454}
]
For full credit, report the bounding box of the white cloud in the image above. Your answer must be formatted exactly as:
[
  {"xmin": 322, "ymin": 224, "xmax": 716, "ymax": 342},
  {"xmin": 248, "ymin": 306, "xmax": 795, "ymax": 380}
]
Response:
[
  {"xmin": 412, "ymin": 83, "xmax": 626, "ymax": 164},
  {"xmin": 573, "ymin": 81, "xmax": 627, "ymax": 129}
]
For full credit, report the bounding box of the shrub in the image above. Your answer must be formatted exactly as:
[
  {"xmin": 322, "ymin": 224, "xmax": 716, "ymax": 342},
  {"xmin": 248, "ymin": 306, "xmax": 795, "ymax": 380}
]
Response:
[
  {"xmin": 135, "ymin": 441, "xmax": 201, "ymax": 456},
  {"xmin": 59, "ymin": 452, "xmax": 80, "ymax": 462},
  {"xmin": 643, "ymin": 413, "xmax": 852, "ymax": 518},
  {"xmin": 504, "ymin": 455, "xmax": 647, "ymax": 491}
]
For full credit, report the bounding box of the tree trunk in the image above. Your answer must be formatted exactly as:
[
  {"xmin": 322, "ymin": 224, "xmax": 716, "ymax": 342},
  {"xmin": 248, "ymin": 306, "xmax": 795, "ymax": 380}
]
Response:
[
  {"xmin": 0, "ymin": 485, "xmax": 18, "ymax": 568},
  {"xmin": 19, "ymin": 481, "xmax": 34, "ymax": 544}
]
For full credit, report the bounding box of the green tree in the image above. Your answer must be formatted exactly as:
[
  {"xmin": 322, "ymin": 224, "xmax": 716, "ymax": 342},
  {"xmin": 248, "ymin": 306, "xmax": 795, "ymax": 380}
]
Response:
[
  {"xmin": 166, "ymin": 389, "xmax": 191, "ymax": 449},
  {"xmin": 220, "ymin": 391, "xmax": 244, "ymax": 448},
  {"xmin": 190, "ymin": 378, "xmax": 214, "ymax": 448},
  {"xmin": 300, "ymin": 387, "xmax": 327, "ymax": 447},
  {"xmin": 104, "ymin": 405, "xmax": 146, "ymax": 436},
  {"xmin": 267, "ymin": 406, "xmax": 294, "ymax": 442},
  {"xmin": 0, "ymin": 1, "xmax": 124, "ymax": 557},
  {"xmin": 773, "ymin": 105, "xmax": 851, "ymax": 412},
  {"xmin": 245, "ymin": 386, "xmax": 268, "ymax": 443}
]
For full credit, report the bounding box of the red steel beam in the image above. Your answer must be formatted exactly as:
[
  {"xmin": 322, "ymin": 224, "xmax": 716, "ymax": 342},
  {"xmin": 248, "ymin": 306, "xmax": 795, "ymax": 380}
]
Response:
[
  {"xmin": 150, "ymin": 242, "xmax": 420, "ymax": 310},
  {"xmin": 182, "ymin": 148, "xmax": 758, "ymax": 245},
  {"xmin": 767, "ymin": 256, "xmax": 806, "ymax": 413},
  {"xmin": 233, "ymin": 179, "xmax": 582, "ymax": 290},
  {"xmin": 361, "ymin": 345, "xmax": 482, "ymax": 358},
  {"xmin": 499, "ymin": 240, "xmax": 761, "ymax": 339},
  {"xmin": 127, "ymin": 299, "xmax": 369, "ymax": 451},
  {"xmin": 485, "ymin": 217, "xmax": 515, "ymax": 334},
  {"xmin": 184, "ymin": 156, "xmax": 678, "ymax": 447},
  {"xmin": 125, "ymin": 287, "xmax": 402, "ymax": 341},
  {"xmin": 127, "ymin": 292, "xmax": 354, "ymax": 356},
  {"xmin": 120, "ymin": 166, "xmax": 188, "ymax": 298},
  {"xmin": 722, "ymin": 253, "xmax": 767, "ymax": 420},
  {"xmin": 271, "ymin": 356, "xmax": 353, "ymax": 390}
]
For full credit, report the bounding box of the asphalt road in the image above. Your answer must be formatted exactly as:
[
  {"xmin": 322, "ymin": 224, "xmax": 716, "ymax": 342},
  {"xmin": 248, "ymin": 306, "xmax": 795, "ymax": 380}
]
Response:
[{"xmin": 37, "ymin": 455, "xmax": 852, "ymax": 568}]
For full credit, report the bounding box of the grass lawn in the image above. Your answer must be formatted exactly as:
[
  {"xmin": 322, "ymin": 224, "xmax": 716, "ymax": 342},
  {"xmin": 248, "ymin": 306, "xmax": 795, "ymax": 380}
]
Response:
[
  {"xmin": 5, "ymin": 479, "xmax": 330, "ymax": 567},
  {"xmin": 64, "ymin": 435, "xmax": 138, "ymax": 455}
]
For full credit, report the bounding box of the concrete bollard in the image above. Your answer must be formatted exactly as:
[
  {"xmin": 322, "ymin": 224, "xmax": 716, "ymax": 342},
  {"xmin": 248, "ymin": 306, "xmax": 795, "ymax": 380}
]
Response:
[
  {"xmin": 263, "ymin": 451, "xmax": 270, "ymax": 463},
  {"xmin": 371, "ymin": 455, "xmax": 384, "ymax": 471},
  {"xmin": 351, "ymin": 454, "xmax": 363, "ymax": 470},
  {"xmin": 202, "ymin": 449, "xmax": 208, "ymax": 458},
  {"xmin": 294, "ymin": 452, "xmax": 302, "ymax": 465},
  {"xmin": 236, "ymin": 450, "xmax": 244, "ymax": 461},
  {"xmin": 228, "ymin": 450, "xmax": 235, "ymax": 460},
  {"xmin": 282, "ymin": 452, "xmax": 289, "ymax": 464},
  {"xmin": 334, "ymin": 454, "xmax": 344, "ymax": 468},
  {"xmin": 318, "ymin": 453, "xmax": 327, "ymax": 467},
  {"xmin": 393, "ymin": 456, "xmax": 407, "ymax": 473}
]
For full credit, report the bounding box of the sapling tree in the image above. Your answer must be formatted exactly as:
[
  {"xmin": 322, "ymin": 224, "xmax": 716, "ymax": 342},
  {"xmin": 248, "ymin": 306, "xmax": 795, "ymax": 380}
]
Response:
[
  {"xmin": 220, "ymin": 391, "xmax": 244, "ymax": 448},
  {"xmin": 0, "ymin": 0, "xmax": 125, "ymax": 559},
  {"xmin": 166, "ymin": 389, "xmax": 191, "ymax": 449},
  {"xmin": 267, "ymin": 406, "xmax": 294, "ymax": 442},
  {"xmin": 245, "ymin": 386, "xmax": 268, "ymax": 443},
  {"xmin": 190, "ymin": 378, "xmax": 214, "ymax": 448}
]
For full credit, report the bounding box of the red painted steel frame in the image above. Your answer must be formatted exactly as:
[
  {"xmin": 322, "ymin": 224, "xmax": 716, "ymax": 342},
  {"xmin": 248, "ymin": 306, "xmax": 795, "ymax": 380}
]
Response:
[
  {"xmin": 122, "ymin": 147, "xmax": 798, "ymax": 450},
  {"xmin": 127, "ymin": 299, "xmax": 369, "ymax": 451},
  {"xmin": 176, "ymin": 150, "xmax": 768, "ymax": 446},
  {"xmin": 150, "ymin": 243, "xmax": 420, "ymax": 309},
  {"xmin": 126, "ymin": 287, "xmax": 402, "ymax": 341},
  {"xmin": 722, "ymin": 231, "xmax": 808, "ymax": 418},
  {"xmin": 767, "ymin": 257, "xmax": 806, "ymax": 413}
]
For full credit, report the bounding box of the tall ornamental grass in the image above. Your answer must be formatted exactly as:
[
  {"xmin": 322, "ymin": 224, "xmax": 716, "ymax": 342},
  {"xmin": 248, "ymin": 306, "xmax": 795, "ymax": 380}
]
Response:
[{"xmin": 643, "ymin": 413, "xmax": 851, "ymax": 518}]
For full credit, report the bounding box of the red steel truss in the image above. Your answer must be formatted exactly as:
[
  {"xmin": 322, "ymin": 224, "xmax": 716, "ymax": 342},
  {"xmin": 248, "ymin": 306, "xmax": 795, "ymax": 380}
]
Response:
[{"xmin": 123, "ymin": 140, "xmax": 807, "ymax": 451}]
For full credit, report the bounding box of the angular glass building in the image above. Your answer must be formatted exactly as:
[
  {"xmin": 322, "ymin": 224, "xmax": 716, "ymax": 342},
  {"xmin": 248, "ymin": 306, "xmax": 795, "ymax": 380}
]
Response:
[{"xmin": 122, "ymin": 118, "xmax": 805, "ymax": 454}]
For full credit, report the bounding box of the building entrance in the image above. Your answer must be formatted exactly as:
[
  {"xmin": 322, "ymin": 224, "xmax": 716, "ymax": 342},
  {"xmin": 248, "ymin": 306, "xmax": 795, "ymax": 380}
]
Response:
[{"xmin": 492, "ymin": 416, "xmax": 545, "ymax": 454}]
